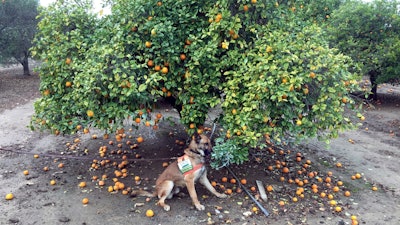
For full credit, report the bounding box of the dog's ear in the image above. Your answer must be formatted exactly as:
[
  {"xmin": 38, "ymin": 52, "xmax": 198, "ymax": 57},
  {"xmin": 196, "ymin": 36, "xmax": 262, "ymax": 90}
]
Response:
[{"xmin": 192, "ymin": 132, "xmax": 202, "ymax": 144}]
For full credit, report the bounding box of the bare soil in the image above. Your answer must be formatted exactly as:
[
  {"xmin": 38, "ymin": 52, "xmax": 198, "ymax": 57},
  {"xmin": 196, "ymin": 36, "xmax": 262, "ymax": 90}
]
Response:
[{"xmin": 0, "ymin": 66, "xmax": 399, "ymax": 225}]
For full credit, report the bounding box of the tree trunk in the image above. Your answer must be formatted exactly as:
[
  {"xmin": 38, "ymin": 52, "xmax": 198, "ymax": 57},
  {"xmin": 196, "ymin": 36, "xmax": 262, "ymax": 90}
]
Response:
[
  {"xmin": 19, "ymin": 51, "xmax": 31, "ymax": 76},
  {"xmin": 368, "ymin": 70, "xmax": 378, "ymax": 100}
]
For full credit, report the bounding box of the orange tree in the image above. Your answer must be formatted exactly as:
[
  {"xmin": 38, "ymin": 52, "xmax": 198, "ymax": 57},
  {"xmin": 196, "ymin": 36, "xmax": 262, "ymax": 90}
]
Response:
[{"xmin": 31, "ymin": 0, "xmax": 362, "ymax": 167}]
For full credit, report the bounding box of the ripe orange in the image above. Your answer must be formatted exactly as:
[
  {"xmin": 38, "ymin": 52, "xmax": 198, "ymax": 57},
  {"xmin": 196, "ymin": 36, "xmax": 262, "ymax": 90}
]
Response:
[
  {"xmin": 250, "ymin": 186, "xmax": 257, "ymax": 192},
  {"xmin": 136, "ymin": 136, "xmax": 144, "ymax": 143},
  {"xmin": 50, "ymin": 180, "xmax": 56, "ymax": 185},
  {"xmin": 145, "ymin": 41, "xmax": 152, "ymax": 48},
  {"xmin": 225, "ymin": 188, "xmax": 233, "ymax": 195},
  {"xmin": 221, "ymin": 177, "xmax": 228, "ymax": 183},
  {"xmin": 189, "ymin": 123, "xmax": 196, "ymax": 129},
  {"xmin": 240, "ymin": 179, "xmax": 247, "ymax": 185},
  {"xmin": 78, "ymin": 182, "xmax": 87, "ymax": 188},
  {"xmin": 332, "ymin": 186, "xmax": 340, "ymax": 192},
  {"xmin": 65, "ymin": 58, "xmax": 71, "ymax": 65},
  {"xmin": 87, "ymin": 110, "xmax": 94, "ymax": 117},
  {"xmin": 146, "ymin": 209, "xmax": 155, "ymax": 217},
  {"xmin": 278, "ymin": 200, "xmax": 285, "ymax": 207},
  {"xmin": 5, "ymin": 193, "xmax": 14, "ymax": 200},
  {"xmin": 372, "ymin": 186, "xmax": 378, "ymax": 191},
  {"xmin": 230, "ymin": 178, "xmax": 236, "ymax": 184},
  {"xmin": 344, "ymin": 191, "xmax": 351, "ymax": 197},
  {"xmin": 147, "ymin": 60, "xmax": 154, "ymax": 67},
  {"xmin": 243, "ymin": 5, "xmax": 249, "ymax": 12},
  {"xmin": 320, "ymin": 192, "xmax": 326, "ymax": 198},
  {"xmin": 156, "ymin": 113, "xmax": 162, "ymax": 119},
  {"xmin": 65, "ymin": 81, "xmax": 72, "ymax": 87},
  {"xmin": 266, "ymin": 185, "xmax": 273, "ymax": 192},
  {"xmin": 211, "ymin": 181, "xmax": 217, "ymax": 187},
  {"xmin": 336, "ymin": 162, "xmax": 342, "ymax": 168},
  {"xmin": 355, "ymin": 173, "xmax": 362, "ymax": 179},
  {"xmin": 161, "ymin": 66, "xmax": 168, "ymax": 74},
  {"xmin": 309, "ymin": 72, "xmax": 316, "ymax": 78},
  {"xmin": 134, "ymin": 176, "xmax": 141, "ymax": 182},
  {"xmin": 23, "ymin": 170, "xmax": 29, "ymax": 175},
  {"xmin": 251, "ymin": 0, "xmax": 257, "ymax": 3},
  {"xmin": 154, "ymin": 65, "xmax": 161, "ymax": 71},
  {"xmin": 292, "ymin": 197, "xmax": 298, "ymax": 202},
  {"xmin": 82, "ymin": 198, "xmax": 89, "ymax": 204},
  {"xmin": 335, "ymin": 206, "xmax": 342, "ymax": 212},
  {"xmin": 43, "ymin": 166, "xmax": 49, "ymax": 172},
  {"xmin": 180, "ymin": 53, "xmax": 186, "ymax": 61},
  {"xmin": 98, "ymin": 180, "xmax": 105, "ymax": 186},
  {"xmin": 135, "ymin": 117, "xmax": 141, "ymax": 123},
  {"xmin": 282, "ymin": 167, "xmax": 289, "ymax": 173}
]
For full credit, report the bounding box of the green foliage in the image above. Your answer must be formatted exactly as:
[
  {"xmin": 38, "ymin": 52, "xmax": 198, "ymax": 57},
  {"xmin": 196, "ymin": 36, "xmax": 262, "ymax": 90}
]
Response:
[
  {"xmin": 0, "ymin": 0, "xmax": 38, "ymax": 74},
  {"xmin": 31, "ymin": 0, "xmax": 362, "ymax": 167},
  {"xmin": 326, "ymin": 0, "xmax": 400, "ymax": 86}
]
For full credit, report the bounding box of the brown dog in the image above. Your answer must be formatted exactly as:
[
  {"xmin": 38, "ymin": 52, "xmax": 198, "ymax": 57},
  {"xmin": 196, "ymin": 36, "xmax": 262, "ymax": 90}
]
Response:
[{"xmin": 131, "ymin": 134, "xmax": 227, "ymax": 211}]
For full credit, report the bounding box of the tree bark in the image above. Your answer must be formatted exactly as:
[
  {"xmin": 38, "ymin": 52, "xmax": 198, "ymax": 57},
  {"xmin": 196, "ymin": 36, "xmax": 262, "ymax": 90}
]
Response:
[
  {"xmin": 368, "ymin": 70, "xmax": 378, "ymax": 100},
  {"xmin": 21, "ymin": 51, "xmax": 30, "ymax": 76}
]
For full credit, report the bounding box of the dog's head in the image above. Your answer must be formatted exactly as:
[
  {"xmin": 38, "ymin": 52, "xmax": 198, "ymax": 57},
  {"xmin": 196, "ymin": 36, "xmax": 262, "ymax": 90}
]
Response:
[{"xmin": 186, "ymin": 133, "xmax": 212, "ymax": 157}]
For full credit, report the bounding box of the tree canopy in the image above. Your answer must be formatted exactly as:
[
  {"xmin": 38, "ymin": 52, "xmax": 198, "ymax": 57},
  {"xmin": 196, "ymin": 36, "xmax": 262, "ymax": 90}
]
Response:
[
  {"xmin": 31, "ymin": 0, "xmax": 363, "ymax": 167},
  {"xmin": 326, "ymin": 0, "xmax": 400, "ymax": 99},
  {"xmin": 0, "ymin": 0, "xmax": 38, "ymax": 75}
]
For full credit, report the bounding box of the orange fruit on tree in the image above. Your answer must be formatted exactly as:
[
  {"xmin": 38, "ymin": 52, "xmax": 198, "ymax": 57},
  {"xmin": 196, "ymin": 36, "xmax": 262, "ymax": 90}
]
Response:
[
  {"xmin": 309, "ymin": 72, "xmax": 316, "ymax": 78},
  {"xmin": 225, "ymin": 188, "xmax": 233, "ymax": 195},
  {"xmin": 156, "ymin": 113, "xmax": 162, "ymax": 119},
  {"xmin": 221, "ymin": 177, "xmax": 228, "ymax": 183},
  {"xmin": 135, "ymin": 117, "xmax": 141, "ymax": 123},
  {"xmin": 154, "ymin": 65, "xmax": 161, "ymax": 71},
  {"xmin": 266, "ymin": 185, "xmax": 273, "ymax": 192},
  {"xmin": 180, "ymin": 53, "xmax": 186, "ymax": 61},
  {"xmin": 251, "ymin": 0, "xmax": 257, "ymax": 3},
  {"xmin": 230, "ymin": 178, "xmax": 236, "ymax": 184},
  {"xmin": 65, "ymin": 81, "xmax": 72, "ymax": 87},
  {"xmin": 161, "ymin": 66, "xmax": 168, "ymax": 74},
  {"xmin": 189, "ymin": 123, "xmax": 196, "ymax": 129},
  {"xmin": 240, "ymin": 179, "xmax": 247, "ymax": 185},
  {"xmin": 145, "ymin": 41, "xmax": 152, "ymax": 48},
  {"xmin": 65, "ymin": 57, "xmax": 71, "ymax": 65},
  {"xmin": 87, "ymin": 110, "xmax": 94, "ymax": 117},
  {"xmin": 243, "ymin": 4, "xmax": 249, "ymax": 12},
  {"xmin": 147, "ymin": 60, "xmax": 154, "ymax": 67}
]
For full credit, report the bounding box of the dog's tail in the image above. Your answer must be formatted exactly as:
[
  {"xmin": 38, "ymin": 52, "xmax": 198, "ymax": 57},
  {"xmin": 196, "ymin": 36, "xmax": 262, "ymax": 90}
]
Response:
[{"xmin": 130, "ymin": 189, "xmax": 156, "ymax": 198}]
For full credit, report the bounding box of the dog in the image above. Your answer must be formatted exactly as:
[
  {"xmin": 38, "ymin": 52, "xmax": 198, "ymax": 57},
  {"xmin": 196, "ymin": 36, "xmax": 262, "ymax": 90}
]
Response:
[{"xmin": 131, "ymin": 134, "xmax": 227, "ymax": 211}]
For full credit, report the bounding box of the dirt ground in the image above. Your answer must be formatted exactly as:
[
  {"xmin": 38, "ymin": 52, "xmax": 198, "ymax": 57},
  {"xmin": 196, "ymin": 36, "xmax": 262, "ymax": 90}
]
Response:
[{"xmin": 0, "ymin": 66, "xmax": 399, "ymax": 225}]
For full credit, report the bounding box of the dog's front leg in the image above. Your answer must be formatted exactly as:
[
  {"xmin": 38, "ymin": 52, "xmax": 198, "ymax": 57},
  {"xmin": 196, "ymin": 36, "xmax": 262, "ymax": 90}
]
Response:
[
  {"xmin": 199, "ymin": 172, "xmax": 227, "ymax": 198},
  {"xmin": 185, "ymin": 178, "xmax": 205, "ymax": 211}
]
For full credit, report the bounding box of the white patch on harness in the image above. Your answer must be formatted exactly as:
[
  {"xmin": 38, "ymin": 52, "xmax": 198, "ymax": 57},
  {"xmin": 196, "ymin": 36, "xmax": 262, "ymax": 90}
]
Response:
[{"xmin": 177, "ymin": 157, "xmax": 193, "ymax": 174}]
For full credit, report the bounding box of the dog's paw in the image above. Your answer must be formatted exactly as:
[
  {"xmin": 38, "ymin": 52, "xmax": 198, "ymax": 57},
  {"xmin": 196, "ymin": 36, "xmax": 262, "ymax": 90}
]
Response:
[
  {"xmin": 217, "ymin": 193, "xmax": 228, "ymax": 198},
  {"xmin": 163, "ymin": 205, "xmax": 171, "ymax": 211},
  {"xmin": 195, "ymin": 204, "xmax": 205, "ymax": 211}
]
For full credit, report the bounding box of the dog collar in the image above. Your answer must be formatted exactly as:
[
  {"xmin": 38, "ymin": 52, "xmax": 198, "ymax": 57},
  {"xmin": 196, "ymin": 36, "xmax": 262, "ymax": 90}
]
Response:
[{"xmin": 177, "ymin": 155, "xmax": 203, "ymax": 176}]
